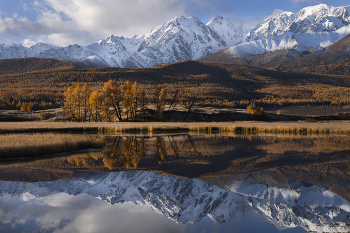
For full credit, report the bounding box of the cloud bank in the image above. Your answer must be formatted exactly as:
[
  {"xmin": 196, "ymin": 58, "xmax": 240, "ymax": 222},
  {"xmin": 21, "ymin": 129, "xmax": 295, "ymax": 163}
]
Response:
[{"xmin": 0, "ymin": 0, "xmax": 216, "ymax": 47}]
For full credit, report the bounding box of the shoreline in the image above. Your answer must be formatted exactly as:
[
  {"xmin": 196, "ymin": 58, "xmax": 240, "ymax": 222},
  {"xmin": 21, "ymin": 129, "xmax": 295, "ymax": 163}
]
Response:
[{"xmin": 0, "ymin": 121, "xmax": 350, "ymax": 134}]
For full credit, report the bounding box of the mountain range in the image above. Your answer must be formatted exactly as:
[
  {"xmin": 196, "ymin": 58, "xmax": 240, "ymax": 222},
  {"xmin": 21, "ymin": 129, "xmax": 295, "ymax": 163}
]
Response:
[
  {"xmin": 0, "ymin": 171, "xmax": 349, "ymax": 232},
  {"xmin": 0, "ymin": 4, "xmax": 349, "ymax": 68}
]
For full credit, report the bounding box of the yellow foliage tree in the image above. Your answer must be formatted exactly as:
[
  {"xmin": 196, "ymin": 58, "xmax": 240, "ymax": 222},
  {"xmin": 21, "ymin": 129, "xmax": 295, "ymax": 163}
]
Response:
[
  {"xmin": 89, "ymin": 90, "xmax": 101, "ymax": 122},
  {"xmin": 82, "ymin": 84, "xmax": 92, "ymax": 122},
  {"xmin": 153, "ymin": 85, "xmax": 167, "ymax": 121},
  {"xmin": 102, "ymin": 80, "xmax": 123, "ymax": 121},
  {"xmin": 73, "ymin": 84, "xmax": 83, "ymax": 121},
  {"xmin": 140, "ymin": 90, "xmax": 148, "ymax": 121},
  {"xmin": 62, "ymin": 86, "xmax": 75, "ymax": 121},
  {"xmin": 123, "ymin": 81, "xmax": 132, "ymax": 121},
  {"xmin": 131, "ymin": 81, "xmax": 141, "ymax": 120}
]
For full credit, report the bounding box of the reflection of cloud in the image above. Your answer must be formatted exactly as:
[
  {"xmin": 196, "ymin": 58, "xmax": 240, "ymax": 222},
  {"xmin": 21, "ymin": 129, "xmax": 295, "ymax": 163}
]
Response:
[
  {"xmin": 19, "ymin": 192, "xmax": 36, "ymax": 201},
  {"xmin": 0, "ymin": 193, "xmax": 188, "ymax": 233}
]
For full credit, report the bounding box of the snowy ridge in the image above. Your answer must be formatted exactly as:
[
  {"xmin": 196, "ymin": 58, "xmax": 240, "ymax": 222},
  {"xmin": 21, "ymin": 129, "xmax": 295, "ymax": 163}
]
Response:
[
  {"xmin": 0, "ymin": 15, "xmax": 248, "ymax": 68},
  {"xmin": 206, "ymin": 16, "xmax": 264, "ymax": 48},
  {"xmin": 0, "ymin": 171, "xmax": 349, "ymax": 232},
  {"xmin": 228, "ymin": 4, "xmax": 350, "ymax": 57},
  {"xmin": 0, "ymin": 4, "xmax": 350, "ymax": 67}
]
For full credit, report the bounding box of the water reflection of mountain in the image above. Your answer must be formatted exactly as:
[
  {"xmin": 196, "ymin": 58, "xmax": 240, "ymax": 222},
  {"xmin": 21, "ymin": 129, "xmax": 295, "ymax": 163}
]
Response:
[
  {"xmin": 2, "ymin": 134, "xmax": 350, "ymax": 200},
  {"xmin": 0, "ymin": 171, "xmax": 349, "ymax": 232}
]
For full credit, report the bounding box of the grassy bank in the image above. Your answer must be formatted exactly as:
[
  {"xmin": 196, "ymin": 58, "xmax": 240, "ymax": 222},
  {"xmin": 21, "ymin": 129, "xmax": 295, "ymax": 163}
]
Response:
[
  {"xmin": 1, "ymin": 121, "xmax": 350, "ymax": 135},
  {"xmin": 0, "ymin": 133, "xmax": 104, "ymax": 158}
]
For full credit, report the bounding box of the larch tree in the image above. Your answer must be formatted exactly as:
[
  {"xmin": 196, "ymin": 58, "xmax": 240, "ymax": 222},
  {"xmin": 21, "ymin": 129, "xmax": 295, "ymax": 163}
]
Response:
[
  {"xmin": 131, "ymin": 81, "xmax": 141, "ymax": 120},
  {"xmin": 139, "ymin": 90, "xmax": 148, "ymax": 121},
  {"xmin": 62, "ymin": 86, "xmax": 76, "ymax": 121},
  {"xmin": 82, "ymin": 84, "xmax": 92, "ymax": 122},
  {"xmin": 123, "ymin": 81, "xmax": 132, "ymax": 121},
  {"xmin": 89, "ymin": 90, "xmax": 101, "ymax": 122},
  {"xmin": 102, "ymin": 80, "xmax": 123, "ymax": 121},
  {"xmin": 153, "ymin": 85, "xmax": 167, "ymax": 121},
  {"xmin": 73, "ymin": 84, "xmax": 83, "ymax": 121}
]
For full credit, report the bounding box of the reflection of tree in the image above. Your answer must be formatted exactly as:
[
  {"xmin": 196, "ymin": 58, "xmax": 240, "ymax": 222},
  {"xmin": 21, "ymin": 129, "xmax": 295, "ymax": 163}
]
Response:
[
  {"xmin": 103, "ymin": 137, "xmax": 122, "ymax": 170},
  {"xmin": 66, "ymin": 135, "xmax": 177, "ymax": 169},
  {"xmin": 155, "ymin": 137, "xmax": 167, "ymax": 164},
  {"xmin": 168, "ymin": 136, "xmax": 179, "ymax": 158},
  {"xmin": 185, "ymin": 134, "xmax": 200, "ymax": 156},
  {"xmin": 67, "ymin": 152, "xmax": 100, "ymax": 167},
  {"xmin": 103, "ymin": 136, "xmax": 147, "ymax": 169}
]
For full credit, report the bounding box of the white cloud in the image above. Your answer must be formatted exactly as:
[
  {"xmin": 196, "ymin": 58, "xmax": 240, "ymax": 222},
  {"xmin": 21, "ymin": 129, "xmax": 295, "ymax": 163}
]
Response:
[
  {"xmin": 20, "ymin": 1, "xmax": 28, "ymax": 11},
  {"xmin": 0, "ymin": 0, "xmax": 227, "ymax": 47},
  {"xmin": 42, "ymin": 0, "xmax": 190, "ymax": 36},
  {"xmin": 289, "ymin": 0, "xmax": 325, "ymax": 5},
  {"xmin": 0, "ymin": 0, "xmax": 214, "ymax": 47},
  {"xmin": 22, "ymin": 39, "xmax": 36, "ymax": 47}
]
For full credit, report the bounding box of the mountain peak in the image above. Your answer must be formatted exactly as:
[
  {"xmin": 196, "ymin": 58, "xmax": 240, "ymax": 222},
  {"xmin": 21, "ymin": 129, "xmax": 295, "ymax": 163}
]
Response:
[
  {"xmin": 206, "ymin": 15, "xmax": 224, "ymax": 25},
  {"xmin": 266, "ymin": 9, "xmax": 293, "ymax": 20},
  {"xmin": 0, "ymin": 4, "xmax": 349, "ymax": 68}
]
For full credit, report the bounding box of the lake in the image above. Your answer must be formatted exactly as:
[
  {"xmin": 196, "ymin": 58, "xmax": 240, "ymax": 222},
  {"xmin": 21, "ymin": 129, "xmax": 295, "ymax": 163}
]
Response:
[{"xmin": 0, "ymin": 133, "xmax": 350, "ymax": 232}]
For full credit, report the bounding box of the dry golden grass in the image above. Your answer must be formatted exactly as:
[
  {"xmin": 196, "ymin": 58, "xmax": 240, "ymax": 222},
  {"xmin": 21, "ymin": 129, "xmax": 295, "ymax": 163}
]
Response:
[
  {"xmin": 1, "ymin": 121, "xmax": 350, "ymax": 135},
  {"xmin": 0, "ymin": 133, "xmax": 103, "ymax": 158}
]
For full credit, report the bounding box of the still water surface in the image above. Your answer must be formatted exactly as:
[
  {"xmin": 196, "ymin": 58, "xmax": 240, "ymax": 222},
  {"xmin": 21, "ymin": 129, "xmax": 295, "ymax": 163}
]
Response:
[{"xmin": 1, "ymin": 133, "xmax": 350, "ymax": 232}]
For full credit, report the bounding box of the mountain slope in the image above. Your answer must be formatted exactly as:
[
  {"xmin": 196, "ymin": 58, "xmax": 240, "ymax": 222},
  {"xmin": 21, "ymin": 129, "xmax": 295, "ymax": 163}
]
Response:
[
  {"xmin": 2, "ymin": 60, "xmax": 350, "ymax": 110},
  {"xmin": 0, "ymin": 57, "xmax": 76, "ymax": 75},
  {"xmin": 272, "ymin": 34, "xmax": 350, "ymax": 74},
  {"xmin": 206, "ymin": 16, "xmax": 264, "ymax": 48},
  {"xmin": 1, "ymin": 171, "xmax": 349, "ymax": 232},
  {"xmin": 0, "ymin": 15, "xmax": 261, "ymax": 68},
  {"xmin": 207, "ymin": 4, "xmax": 350, "ymax": 61},
  {"xmin": 200, "ymin": 33, "xmax": 350, "ymax": 75},
  {"xmin": 1, "ymin": 4, "xmax": 350, "ymax": 68}
]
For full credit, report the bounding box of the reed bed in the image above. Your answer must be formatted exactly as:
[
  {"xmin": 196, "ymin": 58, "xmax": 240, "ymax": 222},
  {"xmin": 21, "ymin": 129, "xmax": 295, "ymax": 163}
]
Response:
[
  {"xmin": 189, "ymin": 126, "xmax": 348, "ymax": 135},
  {"xmin": 99, "ymin": 125, "xmax": 347, "ymax": 135},
  {"xmin": 1, "ymin": 122, "xmax": 350, "ymax": 135},
  {"xmin": 0, "ymin": 133, "xmax": 104, "ymax": 158}
]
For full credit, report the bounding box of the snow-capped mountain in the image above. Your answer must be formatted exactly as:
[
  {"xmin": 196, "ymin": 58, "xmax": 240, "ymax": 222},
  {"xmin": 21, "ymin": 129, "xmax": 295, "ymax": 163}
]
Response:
[
  {"xmin": 227, "ymin": 4, "xmax": 350, "ymax": 57},
  {"xmin": 30, "ymin": 42, "xmax": 58, "ymax": 54},
  {"xmin": 206, "ymin": 16, "xmax": 263, "ymax": 48},
  {"xmin": 0, "ymin": 171, "xmax": 349, "ymax": 232},
  {"xmin": 0, "ymin": 4, "xmax": 350, "ymax": 68},
  {"xmin": 0, "ymin": 15, "xmax": 261, "ymax": 68},
  {"xmin": 0, "ymin": 43, "xmax": 37, "ymax": 59}
]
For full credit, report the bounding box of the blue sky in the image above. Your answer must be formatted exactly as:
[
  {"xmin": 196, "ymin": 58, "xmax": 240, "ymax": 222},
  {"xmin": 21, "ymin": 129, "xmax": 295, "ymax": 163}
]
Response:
[{"xmin": 0, "ymin": 0, "xmax": 349, "ymax": 47}]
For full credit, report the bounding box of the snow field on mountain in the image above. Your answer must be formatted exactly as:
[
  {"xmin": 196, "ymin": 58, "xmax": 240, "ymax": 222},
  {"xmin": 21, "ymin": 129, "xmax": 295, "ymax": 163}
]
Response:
[{"xmin": 0, "ymin": 4, "xmax": 350, "ymax": 68}]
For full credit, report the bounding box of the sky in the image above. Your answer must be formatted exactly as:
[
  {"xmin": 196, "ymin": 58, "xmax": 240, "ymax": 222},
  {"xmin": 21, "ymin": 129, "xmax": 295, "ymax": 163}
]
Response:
[{"xmin": 0, "ymin": 0, "xmax": 349, "ymax": 47}]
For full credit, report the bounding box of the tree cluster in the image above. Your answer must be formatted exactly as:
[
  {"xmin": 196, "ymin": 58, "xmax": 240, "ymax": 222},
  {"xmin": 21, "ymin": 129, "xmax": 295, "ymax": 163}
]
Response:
[
  {"xmin": 247, "ymin": 103, "xmax": 265, "ymax": 121},
  {"xmin": 62, "ymin": 80, "xmax": 167, "ymax": 122}
]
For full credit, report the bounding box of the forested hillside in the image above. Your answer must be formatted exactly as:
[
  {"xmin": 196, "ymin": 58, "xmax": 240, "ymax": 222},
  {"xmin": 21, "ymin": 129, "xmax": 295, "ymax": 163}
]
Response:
[{"xmin": 1, "ymin": 59, "xmax": 350, "ymax": 110}]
